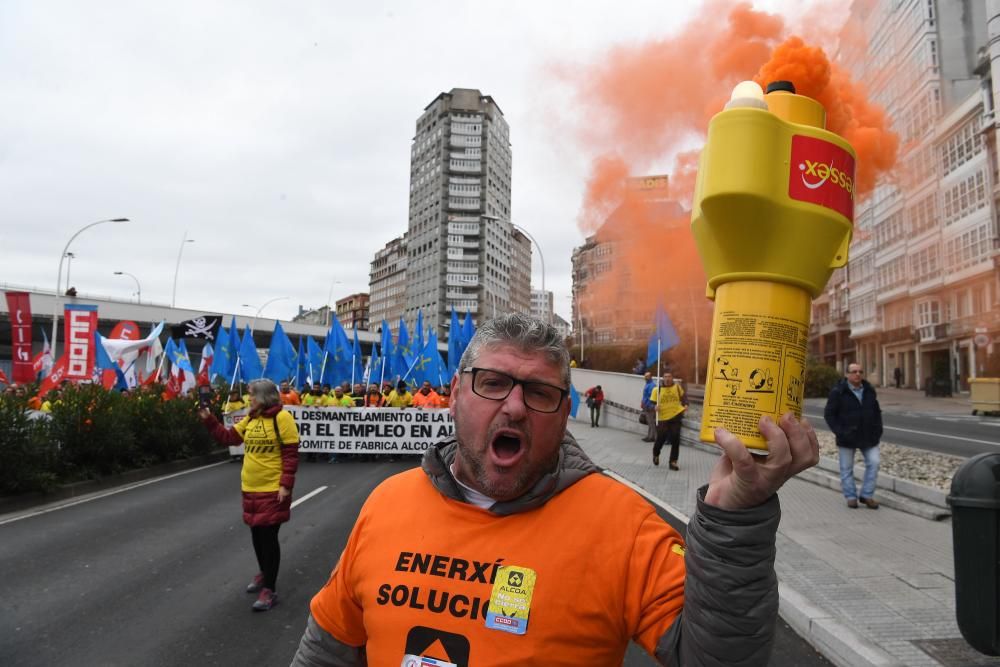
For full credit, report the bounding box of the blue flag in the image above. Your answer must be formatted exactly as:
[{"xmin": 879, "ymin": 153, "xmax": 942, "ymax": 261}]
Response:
[
  {"xmin": 646, "ymin": 304, "xmax": 680, "ymax": 367},
  {"xmin": 461, "ymin": 310, "xmax": 474, "ymax": 349},
  {"xmin": 569, "ymin": 383, "xmax": 581, "ymax": 419},
  {"xmin": 209, "ymin": 326, "xmax": 234, "ymax": 381},
  {"xmin": 351, "ymin": 328, "xmax": 364, "ymax": 386},
  {"xmin": 379, "ymin": 320, "xmax": 393, "ymax": 384},
  {"xmin": 263, "ymin": 321, "xmax": 296, "ymax": 382},
  {"xmin": 393, "ymin": 317, "xmax": 412, "ymax": 380},
  {"xmin": 423, "ymin": 332, "xmax": 447, "ymax": 387},
  {"xmin": 296, "ymin": 337, "xmax": 308, "ymax": 389},
  {"xmin": 408, "ymin": 332, "xmax": 438, "ymax": 386},
  {"xmin": 306, "ymin": 336, "xmax": 324, "ymax": 386},
  {"xmin": 226, "ymin": 317, "xmax": 241, "ymax": 384},
  {"xmin": 239, "ymin": 327, "xmax": 263, "ymax": 381},
  {"xmin": 324, "ymin": 315, "xmax": 351, "ymax": 386},
  {"xmin": 164, "ymin": 337, "xmax": 194, "ymax": 373}
]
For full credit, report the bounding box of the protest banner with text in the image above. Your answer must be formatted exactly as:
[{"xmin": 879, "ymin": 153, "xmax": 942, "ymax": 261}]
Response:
[{"xmin": 223, "ymin": 407, "xmax": 454, "ymax": 455}]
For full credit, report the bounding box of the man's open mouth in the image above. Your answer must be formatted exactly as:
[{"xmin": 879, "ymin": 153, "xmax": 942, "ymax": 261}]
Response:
[{"xmin": 490, "ymin": 430, "xmax": 524, "ymax": 463}]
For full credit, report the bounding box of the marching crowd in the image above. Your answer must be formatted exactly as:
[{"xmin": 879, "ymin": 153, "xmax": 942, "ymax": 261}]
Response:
[{"xmin": 224, "ymin": 379, "xmax": 451, "ymax": 412}]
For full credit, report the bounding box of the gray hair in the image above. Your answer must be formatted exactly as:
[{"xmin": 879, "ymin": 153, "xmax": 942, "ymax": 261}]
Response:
[
  {"xmin": 459, "ymin": 313, "xmax": 570, "ymax": 386},
  {"xmin": 248, "ymin": 379, "xmax": 280, "ymax": 409}
]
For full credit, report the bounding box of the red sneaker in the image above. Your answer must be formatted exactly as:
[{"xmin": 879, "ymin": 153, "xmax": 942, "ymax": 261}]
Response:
[
  {"xmin": 246, "ymin": 573, "xmax": 264, "ymax": 594},
  {"xmin": 252, "ymin": 588, "xmax": 278, "ymax": 612}
]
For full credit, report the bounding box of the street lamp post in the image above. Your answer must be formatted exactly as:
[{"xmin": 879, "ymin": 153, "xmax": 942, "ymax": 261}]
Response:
[
  {"xmin": 64, "ymin": 252, "xmax": 75, "ymax": 292},
  {"xmin": 243, "ymin": 297, "xmax": 290, "ymax": 334},
  {"xmin": 171, "ymin": 231, "xmax": 195, "ymax": 308},
  {"xmin": 113, "ymin": 271, "xmax": 142, "ymax": 304},
  {"xmin": 52, "ymin": 217, "xmax": 130, "ymax": 357}
]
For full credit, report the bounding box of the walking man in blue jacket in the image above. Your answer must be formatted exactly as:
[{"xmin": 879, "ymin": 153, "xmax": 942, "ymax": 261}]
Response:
[{"xmin": 823, "ymin": 362, "xmax": 883, "ymax": 509}]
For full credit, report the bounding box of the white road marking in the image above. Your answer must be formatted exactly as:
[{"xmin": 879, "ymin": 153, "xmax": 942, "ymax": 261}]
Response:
[
  {"xmin": 603, "ymin": 470, "xmax": 690, "ymax": 525},
  {"xmin": 803, "ymin": 411, "xmax": 998, "ymax": 445},
  {"xmin": 882, "ymin": 425, "xmax": 999, "ymax": 446},
  {"xmin": 0, "ymin": 461, "xmax": 230, "ymax": 526},
  {"xmin": 291, "ymin": 486, "xmax": 327, "ymax": 508}
]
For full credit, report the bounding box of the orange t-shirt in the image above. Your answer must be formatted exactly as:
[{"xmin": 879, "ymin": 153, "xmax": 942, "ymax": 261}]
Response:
[
  {"xmin": 280, "ymin": 390, "xmax": 301, "ymax": 405},
  {"xmin": 309, "ymin": 469, "xmax": 686, "ymax": 665},
  {"xmin": 411, "ymin": 390, "xmax": 443, "ymax": 408}
]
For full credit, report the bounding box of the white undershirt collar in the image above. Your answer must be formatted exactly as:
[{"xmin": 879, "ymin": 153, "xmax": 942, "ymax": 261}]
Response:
[{"xmin": 449, "ymin": 462, "xmax": 496, "ymax": 509}]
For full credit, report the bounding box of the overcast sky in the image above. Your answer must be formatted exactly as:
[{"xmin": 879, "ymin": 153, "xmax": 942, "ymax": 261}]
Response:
[{"xmin": 1, "ymin": 0, "xmax": 802, "ymax": 325}]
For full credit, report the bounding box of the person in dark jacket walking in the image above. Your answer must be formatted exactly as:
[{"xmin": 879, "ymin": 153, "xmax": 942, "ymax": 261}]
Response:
[
  {"xmin": 823, "ymin": 363, "xmax": 883, "ymax": 509},
  {"xmin": 585, "ymin": 385, "xmax": 604, "ymax": 427},
  {"xmin": 200, "ymin": 379, "xmax": 300, "ymax": 610}
]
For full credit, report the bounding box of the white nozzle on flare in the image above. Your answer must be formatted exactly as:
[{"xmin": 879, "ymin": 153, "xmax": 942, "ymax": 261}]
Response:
[{"xmin": 725, "ymin": 80, "xmax": 768, "ymax": 110}]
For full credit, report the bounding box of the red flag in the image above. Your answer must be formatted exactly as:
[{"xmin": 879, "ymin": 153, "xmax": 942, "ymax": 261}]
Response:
[
  {"xmin": 164, "ymin": 371, "xmax": 182, "ymax": 398},
  {"xmin": 109, "ymin": 321, "xmax": 141, "ymax": 341},
  {"xmin": 37, "ymin": 356, "xmax": 69, "ymax": 397},
  {"xmin": 197, "ymin": 349, "xmax": 212, "ymax": 386},
  {"xmin": 63, "ymin": 304, "xmax": 98, "ymax": 382},
  {"xmin": 0, "ymin": 368, "xmax": 9, "ymax": 385},
  {"xmin": 4, "ymin": 291, "xmax": 35, "ymax": 383}
]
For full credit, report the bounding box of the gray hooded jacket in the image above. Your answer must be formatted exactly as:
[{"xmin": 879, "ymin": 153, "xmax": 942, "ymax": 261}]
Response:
[{"xmin": 291, "ymin": 433, "xmax": 780, "ymax": 666}]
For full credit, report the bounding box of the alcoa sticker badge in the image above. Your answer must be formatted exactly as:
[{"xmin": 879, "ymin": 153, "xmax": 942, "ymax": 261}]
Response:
[{"xmin": 485, "ymin": 565, "xmax": 537, "ymax": 635}]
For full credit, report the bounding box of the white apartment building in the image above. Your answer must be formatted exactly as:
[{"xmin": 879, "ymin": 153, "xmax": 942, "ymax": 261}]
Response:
[
  {"xmin": 811, "ymin": 0, "xmax": 999, "ymax": 392},
  {"xmin": 399, "ymin": 88, "xmax": 530, "ymax": 341},
  {"xmin": 368, "ymin": 235, "xmax": 407, "ymax": 331},
  {"xmin": 531, "ymin": 289, "xmax": 554, "ymax": 324}
]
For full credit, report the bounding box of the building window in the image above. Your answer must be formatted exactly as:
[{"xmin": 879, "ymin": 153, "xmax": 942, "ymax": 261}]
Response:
[
  {"xmin": 942, "ymin": 170, "xmax": 987, "ymax": 225},
  {"xmin": 941, "ymin": 116, "xmax": 982, "ymax": 176},
  {"xmin": 945, "ymin": 223, "xmax": 993, "ymax": 272},
  {"xmin": 909, "ymin": 246, "xmax": 940, "ymax": 285},
  {"xmin": 916, "ymin": 300, "xmax": 940, "ymax": 327}
]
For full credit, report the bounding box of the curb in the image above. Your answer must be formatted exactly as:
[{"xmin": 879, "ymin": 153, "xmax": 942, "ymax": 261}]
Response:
[
  {"xmin": 0, "ymin": 450, "xmax": 231, "ymax": 516},
  {"xmin": 778, "ymin": 583, "xmax": 905, "ymax": 667}
]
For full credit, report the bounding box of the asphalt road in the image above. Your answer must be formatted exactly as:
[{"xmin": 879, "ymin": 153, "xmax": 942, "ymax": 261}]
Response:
[
  {"xmin": 2, "ymin": 458, "xmax": 828, "ymax": 666},
  {"xmin": 800, "ymin": 400, "xmax": 1000, "ymax": 458}
]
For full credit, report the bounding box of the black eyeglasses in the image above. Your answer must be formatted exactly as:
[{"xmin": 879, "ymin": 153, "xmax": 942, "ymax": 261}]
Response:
[{"xmin": 461, "ymin": 367, "xmax": 568, "ymax": 413}]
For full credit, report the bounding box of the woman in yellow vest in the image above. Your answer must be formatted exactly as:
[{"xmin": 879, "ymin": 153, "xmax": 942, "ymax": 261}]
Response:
[
  {"xmin": 200, "ymin": 379, "xmax": 300, "ymax": 612},
  {"xmin": 649, "ymin": 372, "xmax": 688, "ymax": 470}
]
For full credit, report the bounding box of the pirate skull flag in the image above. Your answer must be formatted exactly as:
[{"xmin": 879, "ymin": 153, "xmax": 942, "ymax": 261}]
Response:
[{"xmin": 172, "ymin": 315, "xmax": 222, "ymax": 342}]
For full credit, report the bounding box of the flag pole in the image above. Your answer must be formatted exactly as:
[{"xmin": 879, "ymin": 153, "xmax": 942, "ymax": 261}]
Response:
[
  {"xmin": 154, "ymin": 348, "xmax": 168, "ymax": 382},
  {"xmin": 224, "ymin": 357, "xmax": 241, "ymax": 412},
  {"xmin": 402, "ymin": 353, "xmax": 421, "ymax": 383},
  {"xmin": 655, "ymin": 338, "xmax": 661, "ymax": 426},
  {"xmin": 319, "ymin": 350, "xmax": 329, "ymax": 386}
]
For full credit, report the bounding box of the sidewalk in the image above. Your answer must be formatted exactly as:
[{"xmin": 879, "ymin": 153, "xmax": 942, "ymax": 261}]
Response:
[{"xmin": 569, "ymin": 415, "xmax": 977, "ymax": 667}]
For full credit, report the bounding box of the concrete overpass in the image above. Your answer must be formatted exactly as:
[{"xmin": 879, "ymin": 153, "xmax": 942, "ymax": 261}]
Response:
[{"xmin": 0, "ymin": 283, "xmax": 439, "ymax": 377}]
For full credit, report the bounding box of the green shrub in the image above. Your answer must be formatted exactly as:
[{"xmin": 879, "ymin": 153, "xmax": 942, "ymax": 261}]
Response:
[
  {"xmin": 47, "ymin": 383, "xmax": 138, "ymax": 480},
  {"xmin": 0, "ymin": 395, "xmax": 59, "ymax": 493},
  {"xmin": 804, "ymin": 356, "xmax": 842, "ymax": 398}
]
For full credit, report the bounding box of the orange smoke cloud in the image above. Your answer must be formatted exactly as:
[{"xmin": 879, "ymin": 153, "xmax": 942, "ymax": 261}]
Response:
[
  {"xmin": 754, "ymin": 36, "xmax": 898, "ymax": 193},
  {"xmin": 563, "ymin": 1, "xmax": 897, "ymax": 372}
]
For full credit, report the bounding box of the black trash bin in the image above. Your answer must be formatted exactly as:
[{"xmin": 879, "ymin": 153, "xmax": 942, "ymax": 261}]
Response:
[{"xmin": 948, "ymin": 452, "xmax": 1000, "ymax": 656}]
